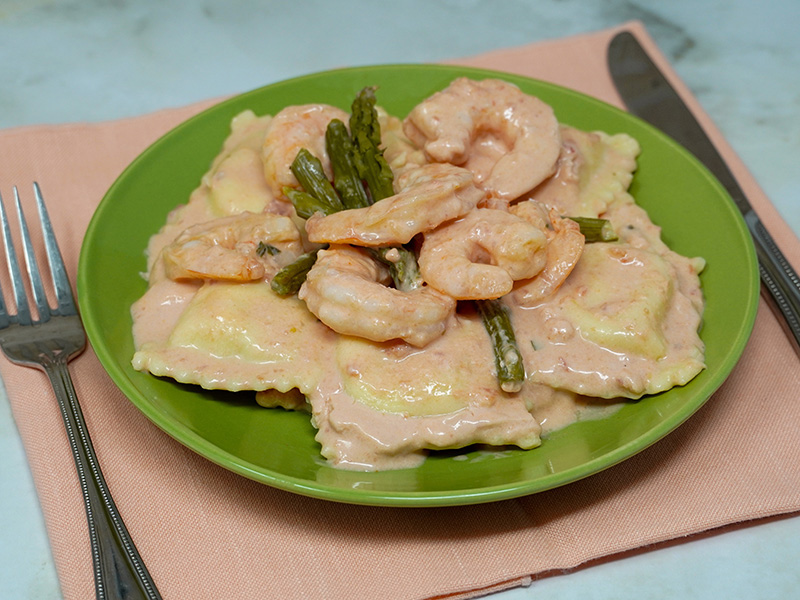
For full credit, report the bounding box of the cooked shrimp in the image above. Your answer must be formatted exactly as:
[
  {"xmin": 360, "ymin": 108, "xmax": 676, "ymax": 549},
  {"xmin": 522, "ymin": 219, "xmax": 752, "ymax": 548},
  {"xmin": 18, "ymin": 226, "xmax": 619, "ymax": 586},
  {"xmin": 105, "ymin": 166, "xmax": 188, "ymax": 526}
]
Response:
[
  {"xmin": 305, "ymin": 163, "xmax": 485, "ymax": 246},
  {"xmin": 161, "ymin": 212, "xmax": 304, "ymax": 282},
  {"xmin": 262, "ymin": 104, "xmax": 350, "ymax": 199},
  {"xmin": 418, "ymin": 208, "xmax": 548, "ymax": 300},
  {"xmin": 298, "ymin": 245, "xmax": 456, "ymax": 347},
  {"xmin": 511, "ymin": 206, "xmax": 585, "ymax": 306},
  {"xmin": 403, "ymin": 77, "xmax": 561, "ymax": 205},
  {"xmin": 509, "ymin": 196, "xmax": 550, "ymax": 231}
]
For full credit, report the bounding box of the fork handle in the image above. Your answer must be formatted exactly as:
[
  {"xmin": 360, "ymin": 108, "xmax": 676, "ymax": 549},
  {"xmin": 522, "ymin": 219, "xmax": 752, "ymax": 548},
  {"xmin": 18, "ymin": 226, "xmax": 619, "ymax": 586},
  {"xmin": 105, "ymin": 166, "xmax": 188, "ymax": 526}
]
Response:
[{"xmin": 44, "ymin": 358, "xmax": 162, "ymax": 600}]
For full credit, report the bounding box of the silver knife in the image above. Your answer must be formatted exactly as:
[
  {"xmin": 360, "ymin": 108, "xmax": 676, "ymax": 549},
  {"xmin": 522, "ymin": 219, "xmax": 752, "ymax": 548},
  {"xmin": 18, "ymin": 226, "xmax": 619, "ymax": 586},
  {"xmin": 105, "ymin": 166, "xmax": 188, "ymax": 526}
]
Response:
[{"xmin": 608, "ymin": 30, "xmax": 800, "ymax": 352}]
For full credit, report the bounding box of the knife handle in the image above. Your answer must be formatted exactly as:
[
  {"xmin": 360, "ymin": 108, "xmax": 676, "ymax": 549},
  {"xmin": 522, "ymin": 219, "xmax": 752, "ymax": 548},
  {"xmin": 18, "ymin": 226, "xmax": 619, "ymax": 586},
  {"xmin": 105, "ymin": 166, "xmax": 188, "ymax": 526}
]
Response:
[{"xmin": 745, "ymin": 209, "xmax": 800, "ymax": 351}]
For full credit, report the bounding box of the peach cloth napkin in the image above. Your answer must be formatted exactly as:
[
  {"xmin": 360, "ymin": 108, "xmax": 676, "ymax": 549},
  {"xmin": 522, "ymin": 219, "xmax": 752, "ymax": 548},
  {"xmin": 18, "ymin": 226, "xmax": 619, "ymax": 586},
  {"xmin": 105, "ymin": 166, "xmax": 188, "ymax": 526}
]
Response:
[{"xmin": 2, "ymin": 21, "xmax": 799, "ymax": 600}]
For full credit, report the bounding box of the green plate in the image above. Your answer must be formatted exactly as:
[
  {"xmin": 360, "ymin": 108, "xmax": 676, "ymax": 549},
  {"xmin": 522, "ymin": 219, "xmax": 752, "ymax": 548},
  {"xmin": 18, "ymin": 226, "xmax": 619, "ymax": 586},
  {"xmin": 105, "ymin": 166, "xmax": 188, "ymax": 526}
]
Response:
[{"xmin": 77, "ymin": 64, "xmax": 759, "ymax": 507}]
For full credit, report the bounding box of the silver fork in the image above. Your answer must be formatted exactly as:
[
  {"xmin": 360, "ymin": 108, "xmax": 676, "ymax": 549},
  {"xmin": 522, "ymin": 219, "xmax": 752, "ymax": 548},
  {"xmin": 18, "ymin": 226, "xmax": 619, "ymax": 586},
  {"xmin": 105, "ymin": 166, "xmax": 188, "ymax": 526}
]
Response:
[{"xmin": 0, "ymin": 183, "xmax": 162, "ymax": 600}]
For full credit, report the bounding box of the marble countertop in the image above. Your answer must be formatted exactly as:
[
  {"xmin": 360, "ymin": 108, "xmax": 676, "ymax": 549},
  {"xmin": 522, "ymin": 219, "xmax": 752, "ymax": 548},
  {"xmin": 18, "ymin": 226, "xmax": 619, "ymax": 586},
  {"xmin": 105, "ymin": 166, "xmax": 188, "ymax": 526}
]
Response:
[{"xmin": 1, "ymin": 1, "xmax": 799, "ymax": 598}]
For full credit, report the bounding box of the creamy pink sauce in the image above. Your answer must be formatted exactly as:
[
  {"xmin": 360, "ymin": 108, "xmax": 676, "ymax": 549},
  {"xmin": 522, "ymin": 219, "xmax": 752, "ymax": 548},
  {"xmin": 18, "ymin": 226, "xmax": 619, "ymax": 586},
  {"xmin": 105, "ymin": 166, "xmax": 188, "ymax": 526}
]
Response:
[{"xmin": 130, "ymin": 109, "xmax": 705, "ymax": 471}]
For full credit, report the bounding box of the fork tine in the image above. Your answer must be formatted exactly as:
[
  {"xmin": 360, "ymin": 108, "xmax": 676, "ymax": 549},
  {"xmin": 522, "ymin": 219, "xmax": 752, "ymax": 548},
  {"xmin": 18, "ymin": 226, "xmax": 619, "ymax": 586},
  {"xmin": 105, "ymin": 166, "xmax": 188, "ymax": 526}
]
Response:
[
  {"xmin": 33, "ymin": 183, "xmax": 77, "ymax": 317},
  {"xmin": 14, "ymin": 186, "xmax": 51, "ymax": 323},
  {"xmin": 0, "ymin": 188, "xmax": 32, "ymax": 325},
  {"xmin": 0, "ymin": 191, "xmax": 10, "ymax": 327}
]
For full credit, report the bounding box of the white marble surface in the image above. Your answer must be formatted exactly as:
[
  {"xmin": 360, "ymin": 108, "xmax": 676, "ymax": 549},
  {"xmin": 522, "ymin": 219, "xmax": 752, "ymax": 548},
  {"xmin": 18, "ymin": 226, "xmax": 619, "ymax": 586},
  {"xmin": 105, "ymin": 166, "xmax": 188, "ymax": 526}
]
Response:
[{"xmin": 1, "ymin": 1, "xmax": 799, "ymax": 598}]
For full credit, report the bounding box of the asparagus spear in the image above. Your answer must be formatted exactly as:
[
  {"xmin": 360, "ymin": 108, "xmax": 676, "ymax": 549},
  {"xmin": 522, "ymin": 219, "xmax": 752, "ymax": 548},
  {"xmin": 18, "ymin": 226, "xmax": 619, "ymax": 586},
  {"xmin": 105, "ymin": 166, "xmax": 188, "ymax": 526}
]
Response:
[
  {"xmin": 349, "ymin": 86, "xmax": 395, "ymax": 202},
  {"xmin": 566, "ymin": 216, "xmax": 618, "ymax": 242},
  {"xmin": 475, "ymin": 299, "xmax": 526, "ymax": 393},
  {"xmin": 282, "ymin": 187, "xmax": 338, "ymax": 219},
  {"xmin": 290, "ymin": 149, "xmax": 344, "ymax": 213},
  {"xmin": 275, "ymin": 88, "xmax": 396, "ymax": 296},
  {"xmin": 275, "ymin": 98, "xmax": 381, "ymax": 295},
  {"xmin": 368, "ymin": 246, "xmax": 422, "ymax": 292},
  {"xmin": 270, "ymin": 249, "xmax": 321, "ymax": 296},
  {"xmin": 342, "ymin": 86, "xmax": 424, "ymax": 291},
  {"xmin": 325, "ymin": 119, "xmax": 371, "ymax": 209}
]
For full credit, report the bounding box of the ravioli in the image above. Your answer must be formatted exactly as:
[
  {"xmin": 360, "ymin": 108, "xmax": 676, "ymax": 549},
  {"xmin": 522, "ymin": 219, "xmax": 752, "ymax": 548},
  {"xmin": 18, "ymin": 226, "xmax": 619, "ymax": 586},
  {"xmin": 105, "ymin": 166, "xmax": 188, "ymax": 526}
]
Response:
[
  {"xmin": 526, "ymin": 126, "xmax": 640, "ymax": 218},
  {"xmin": 206, "ymin": 147, "xmax": 275, "ymax": 217},
  {"xmin": 132, "ymin": 281, "xmax": 336, "ymax": 393},
  {"xmin": 311, "ymin": 312, "xmax": 542, "ymax": 469},
  {"xmin": 514, "ymin": 243, "xmax": 704, "ymax": 399}
]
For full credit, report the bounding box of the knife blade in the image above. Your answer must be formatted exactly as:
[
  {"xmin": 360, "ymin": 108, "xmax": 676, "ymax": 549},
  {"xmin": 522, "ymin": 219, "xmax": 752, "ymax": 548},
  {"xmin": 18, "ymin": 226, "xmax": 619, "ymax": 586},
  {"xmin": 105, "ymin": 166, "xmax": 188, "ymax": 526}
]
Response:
[{"xmin": 607, "ymin": 30, "xmax": 800, "ymax": 352}]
